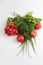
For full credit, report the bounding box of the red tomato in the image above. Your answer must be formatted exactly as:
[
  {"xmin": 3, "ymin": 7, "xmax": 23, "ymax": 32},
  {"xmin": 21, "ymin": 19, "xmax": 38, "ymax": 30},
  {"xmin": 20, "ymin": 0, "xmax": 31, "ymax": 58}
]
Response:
[
  {"xmin": 30, "ymin": 30, "xmax": 37, "ymax": 37},
  {"xmin": 17, "ymin": 34, "xmax": 25, "ymax": 42}
]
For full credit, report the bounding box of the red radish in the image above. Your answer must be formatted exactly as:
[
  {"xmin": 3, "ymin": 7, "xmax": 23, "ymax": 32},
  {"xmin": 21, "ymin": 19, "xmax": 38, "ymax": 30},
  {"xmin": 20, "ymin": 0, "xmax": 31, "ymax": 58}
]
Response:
[
  {"xmin": 4, "ymin": 23, "xmax": 18, "ymax": 36},
  {"xmin": 30, "ymin": 30, "xmax": 37, "ymax": 37},
  {"xmin": 35, "ymin": 23, "xmax": 41, "ymax": 30},
  {"xmin": 7, "ymin": 23, "xmax": 16, "ymax": 29},
  {"xmin": 17, "ymin": 34, "xmax": 25, "ymax": 42},
  {"xmin": 13, "ymin": 29, "xmax": 18, "ymax": 34}
]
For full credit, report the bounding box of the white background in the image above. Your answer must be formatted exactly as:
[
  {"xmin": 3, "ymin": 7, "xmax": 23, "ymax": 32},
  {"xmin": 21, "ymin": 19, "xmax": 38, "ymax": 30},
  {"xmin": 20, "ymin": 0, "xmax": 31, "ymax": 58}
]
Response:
[{"xmin": 0, "ymin": 0, "xmax": 43, "ymax": 65}]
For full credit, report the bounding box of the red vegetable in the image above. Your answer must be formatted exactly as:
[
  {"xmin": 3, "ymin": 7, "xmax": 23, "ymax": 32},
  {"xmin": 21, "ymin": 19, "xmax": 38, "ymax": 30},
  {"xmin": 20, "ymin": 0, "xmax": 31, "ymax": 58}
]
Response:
[
  {"xmin": 4, "ymin": 23, "xmax": 18, "ymax": 36},
  {"xmin": 30, "ymin": 30, "xmax": 37, "ymax": 37},
  {"xmin": 35, "ymin": 23, "xmax": 41, "ymax": 30},
  {"xmin": 13, "ymin": 29, "xmax": 18, "ymax": 34},
  {"xmin": 7, "ymin": 23, "xmax": 16, "ymax": 29},
  {"xmin": 17, "ymin": 34, "xmax": 25, "ymax": 42}
]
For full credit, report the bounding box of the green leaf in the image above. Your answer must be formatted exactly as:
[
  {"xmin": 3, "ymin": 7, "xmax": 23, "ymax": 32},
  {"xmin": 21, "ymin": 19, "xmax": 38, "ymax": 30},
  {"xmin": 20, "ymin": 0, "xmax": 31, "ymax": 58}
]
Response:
[
  {"xmin": 24, "ymin": 12, "xmax": 33, "ymax": 17},
  {"xmin": 7, "ymin": 17, "xmax": 13, "ymax": 24}
]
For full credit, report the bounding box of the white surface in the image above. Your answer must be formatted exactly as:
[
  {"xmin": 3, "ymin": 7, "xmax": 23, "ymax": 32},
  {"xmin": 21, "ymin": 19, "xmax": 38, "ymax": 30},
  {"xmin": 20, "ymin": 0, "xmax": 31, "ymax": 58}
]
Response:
[{"xmin": 0, "ymin": 0, "xmax": 43, "ymax": 65}]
